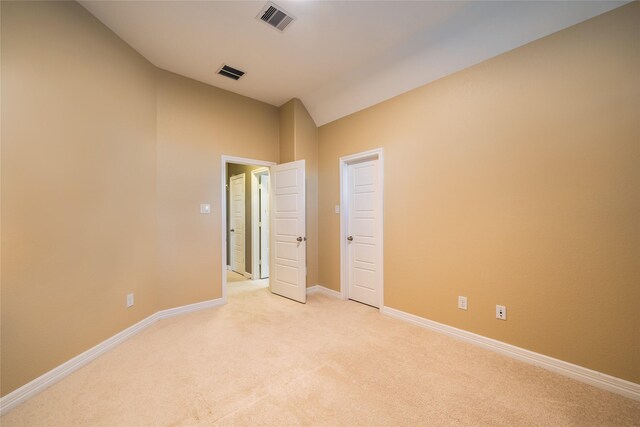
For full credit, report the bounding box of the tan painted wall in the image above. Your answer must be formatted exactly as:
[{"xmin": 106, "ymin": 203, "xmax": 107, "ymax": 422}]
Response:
[
  {"xmin": 293, "ymin": 100, "xmax": 319, "ymax": 287},
  {"xmin": 278, "ymin": 100, "xmax": 295, "ymax": 164},
  {"xmin": 318, "ymin": 3, "xmax": 640, "ymax": 383},
  {"xmin": 156, "ymin": 70, "xmax": 279, "ymax": 310},
  {"xmin": 278, "ymin": 99, "xmax": 319, "ymax": 286},
  {"xmin": 1, "ymin": 1, "xmax": 158, "ymax": 395}
]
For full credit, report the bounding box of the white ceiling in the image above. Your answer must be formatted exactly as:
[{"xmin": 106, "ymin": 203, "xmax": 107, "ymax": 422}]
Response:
[{"xmin": 79, "ymin": 1, "xmax": 626, "ymax": 126}]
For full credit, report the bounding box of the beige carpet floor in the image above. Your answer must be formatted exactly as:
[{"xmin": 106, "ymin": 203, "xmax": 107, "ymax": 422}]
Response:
[
  {"xmin": 227, "ymin": 271, "xmax": 250, "ymax": 283},
  {"xmin": 2, "ymin": 279, "xmax": 639, "ymax": 426}
]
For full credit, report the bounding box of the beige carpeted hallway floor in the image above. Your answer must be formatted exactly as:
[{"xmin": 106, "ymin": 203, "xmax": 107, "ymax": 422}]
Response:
[{"xmin": 2, "ymin": 277, "xmax": 639, "ymax": 426}]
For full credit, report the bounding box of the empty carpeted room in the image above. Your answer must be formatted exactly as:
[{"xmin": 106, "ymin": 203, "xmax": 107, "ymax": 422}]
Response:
[{"xmin": 1, "ymin": 0, "xmax": 639, "ymax": 425}]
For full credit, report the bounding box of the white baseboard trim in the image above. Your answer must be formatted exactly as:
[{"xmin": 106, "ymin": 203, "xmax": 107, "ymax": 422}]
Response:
[
  {"xmin": 0, "ymin": 297, "xmax": 225, "ymax": 415},
  {"xmin": 380, "ymin": 306, "xmax": 640, "ymax": 401},
  {"xmin": 157, "ymin": 298, "xmax": 225, "ymax": 320},
  {"xmin": 307, "ymin": 285, "xmax": 343, "ymax": 299}
]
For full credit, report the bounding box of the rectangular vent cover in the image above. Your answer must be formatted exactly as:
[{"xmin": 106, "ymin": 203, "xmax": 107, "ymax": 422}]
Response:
[
  {"xmin": 257, "ymin": 2, "xmax": 295, "ymax": 32},
  {"xmin": 217, "ymin": 64, "xmax": 245, "ymax": 80}
]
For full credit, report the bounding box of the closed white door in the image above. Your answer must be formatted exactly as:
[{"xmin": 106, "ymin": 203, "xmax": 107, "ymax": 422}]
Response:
[
  {"xmin": 259, "ymin": 173, "xmax": 270, "ymax": 279},
  {"xmin": 270, "ymin": 160, "xmax": 306, "ymax": 303},
  {"xmin": 347, "ymin": 160, "xmax": 381, "ymax": 307},
  {"xmin": 230, "ymin": 173, "xmax": 245, "ymax": 275}
]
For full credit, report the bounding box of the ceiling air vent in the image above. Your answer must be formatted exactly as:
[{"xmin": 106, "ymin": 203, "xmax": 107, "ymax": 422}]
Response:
[
  {"xmin": 217, "ymin": 64, "xmax": 245, "ymax": 81},
  {"xmin": 257, "ymin": 2, "xmax": 296, "ymax": 32}
]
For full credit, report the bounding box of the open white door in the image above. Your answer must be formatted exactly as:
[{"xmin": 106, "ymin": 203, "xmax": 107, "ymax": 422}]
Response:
[
  {"xmin": 270, "ymin": 160, "xmax": 306, "ymax": 303},
  {"xmin": 229, "ymin": 173, "xmax": 245, "ymax": 275}
]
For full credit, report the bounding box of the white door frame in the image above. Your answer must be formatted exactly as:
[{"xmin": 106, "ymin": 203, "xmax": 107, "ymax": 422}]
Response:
[
  {"xmin": 251, "ymin": 167, "xmax": 270, "ymax": 280},
  {"xmin": 221, "ymin": 156, "xmax": 276, "ymax": 303},
  {"xmin": 339, "ymin": 148, "xmax": 384, "ymax": 309}
]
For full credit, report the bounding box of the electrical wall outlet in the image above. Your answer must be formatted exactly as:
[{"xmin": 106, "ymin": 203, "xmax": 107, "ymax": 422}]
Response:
[
  {"xmin": 496, "ymin": 305, "xmax": 506, "ymax": 320},
  {"xmin": 126, "ymin": 293, "xmax": 134, "ymax": 308},
  {"xmin": 458, "ymin": 296, "xmax": 467, "ymax": 310}
]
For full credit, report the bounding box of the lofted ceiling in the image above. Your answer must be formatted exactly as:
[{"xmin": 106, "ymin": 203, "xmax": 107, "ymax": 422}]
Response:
[{"xmin": 79, "ymin": 1, "xmax": 626, "ymax": 126}]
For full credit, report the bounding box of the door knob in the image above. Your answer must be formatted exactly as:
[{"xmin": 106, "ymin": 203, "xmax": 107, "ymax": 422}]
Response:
[
  {"xmin": 230, "ymin": 229, "xmax": 235, "ymax": 232},
  {"xmin": 296, "ymin": 236, "xmax": 303, "ymax": 242},
  {"xmin": 347, "ymin": 236, "xmax": 353, "ymax": 241}
]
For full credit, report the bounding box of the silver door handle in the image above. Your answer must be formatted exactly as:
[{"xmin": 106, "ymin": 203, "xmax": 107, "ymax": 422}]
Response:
[
  {"xmin": 297, "ymin": 236, "xmax": 306, "ymax": 242},
  {"xmin": 230, "ymin": 229, "xmax": 235, "ymax": 232},
  {"xmin": 347, "ymin": 236, "xmax": 353, "ymax": 241}
]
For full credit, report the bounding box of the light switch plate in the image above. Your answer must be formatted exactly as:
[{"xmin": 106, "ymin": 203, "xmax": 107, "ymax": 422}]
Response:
[{"xmin": 200, "ymin": 204, "xmax": 211, "ymax": 214}]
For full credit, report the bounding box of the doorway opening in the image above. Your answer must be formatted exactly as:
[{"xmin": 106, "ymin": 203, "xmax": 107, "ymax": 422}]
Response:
[
  {"xmin": 339, "ymin": 148, "xmax": 384, "ymax": 309},
  {"xmin": 222, "ymin": 156, "xmax": 276, "ymax": 302}
]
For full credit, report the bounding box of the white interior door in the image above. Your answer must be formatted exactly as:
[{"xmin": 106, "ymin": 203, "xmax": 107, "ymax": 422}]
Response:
[
  {"xmin": 347, "ymin": 160, "xmax": 381, "ymax": 307},
  {"xmin": 259, "ymin": 173, "xmax": 270, "ymax": 279},
  {"xmin": 230, "ymin": 173, "xmax": 245, "ymax": 275},
  {"xmin": 270, "ymin": 160, "xmax": 306, "ymax": 303}
]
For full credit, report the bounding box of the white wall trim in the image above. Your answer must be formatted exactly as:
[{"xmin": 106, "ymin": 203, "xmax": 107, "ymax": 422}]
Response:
[
  {"xmin": 380, "ymin": 306, "xmax": 640, "ymax": 401},
  {"xmin": 157, "ymin": 298, "xmax": 225, "ymax": 320},
  {"xmin": 339, "ymin": 148, "xmax": 384, "ymax": 308},
  {"xmin": 0, "ymin": 298, "xmax": 224, "ymax": 415},
  {"xmin": 307, "ymin": 285, "xmax": 343, "ymax": 299}
]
